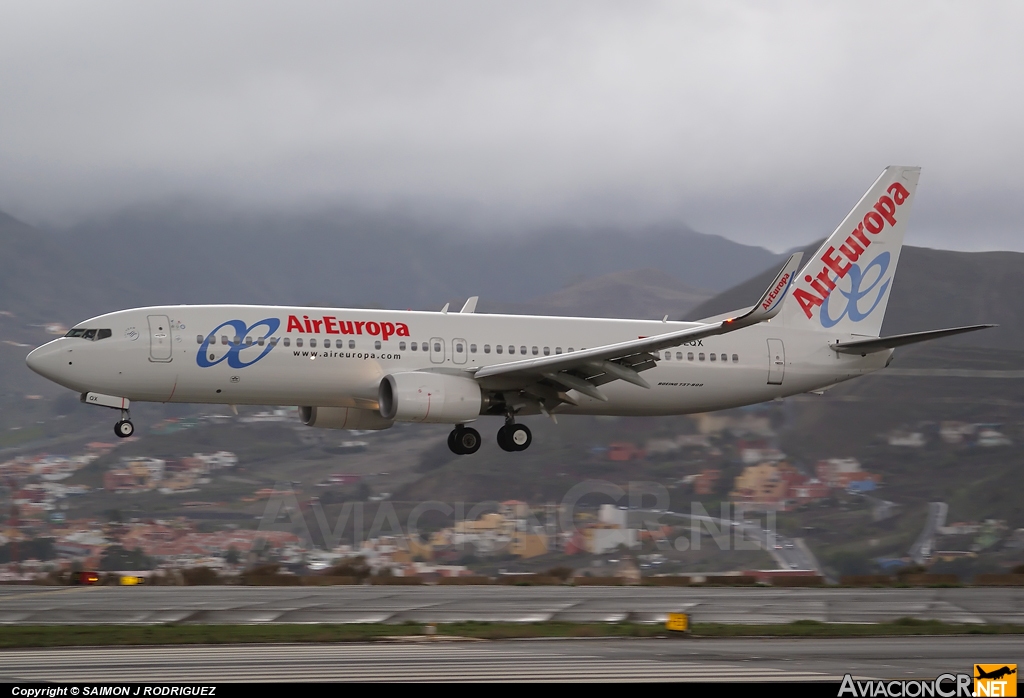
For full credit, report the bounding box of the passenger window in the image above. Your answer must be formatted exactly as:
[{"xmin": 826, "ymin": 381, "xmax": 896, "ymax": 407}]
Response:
[
  {"xmin": 676, "ymin": 352, "xmax": 682, "ymax": 360},
  {"xmin": 411, "ymin": 342, "xmax": 418, "ymax": 351},
  {"xmin": 323, "ymin": 339, "xmax": 331, "ymax": 348},
  {"xmin": 721, "ymin": 353, "xmax": 727, "ymax": 362},
  {"xmin": 732, "ymin": 354, "xmax": 739, "ymax": 362},
  {"xmin": 520, "ymin": 346, "xmax": 526, "ymax": 355},
  {"xmin": 270, "ymin": 337, "xmax": 278, "ymax": 346},
  {"xmin": 258, "ymin": 337, "xmax": 265, "ymax": 346},
  {"xmin": 349, "ymin": 340, "xmax": 355, "ymax": 349},
  {"xmin": 433, "ymin": 342, "xmax": 441, "ymax": 352},
  {"xmin": 568, "ymin": 348, "xmax": 574, "ymax": 352},
  {"xmin": 233, "ymin": 336, "xmax": 241, "ymax": 346},
  {"xmin": 470, "ymin": 344, "xmax": 477, "ymax": 353},
  {"xmin": 555, "ymin": 347, "xmax": 562, "ymax": 354},
  {"xmin": 422, "ymin": 342, "xmax": 429, "ymax": 351},
  {"xmin": 283, "ymin": 338, "xmax": 290, "ymax": 347},
  {"xmin": 484, "ymin": 344, "xmax": 491, "ymax": 354},
  {"xmin": 699, "ymin": 353, "xmax": 705, "ymax": 361},
  {"xmin": 688, "ymin": 352, "xmax": 694, "ymax": 361},
  {"xmin": 496, "ymin": 345, "xmax": 503, "ymax": 354},
  {"xmin": 543, "ymin": 347, "xmax": 550, "ymax": 355},
  {"xmin": 456, "ymin": 343, "xmax": 464, "ymax": 353},
  {"xmin": 375, "ymin": 340, "xmax": 381, "ymax": 350},
  {"xmin": 197, "ymin": 334, "xmax": 204, "ymax": 344},
  {"xmin": 399, "ymin": 342, "xmax": 406, "ymax": 350},
  {"xmin": 221, "ymin": 336, "xmax": 228, "ymax": 345},
  {"xmin": 310, "ymin": 338, "xmax": 317, "ymax": 348},
  {"xmin": 245, "ymin": 336, "xmax": 253, "ymax": 346},
  {"xmin": 532, "ymin": 346, "xmax": 538, "ymax": 355},
  {"xmin": 710, "ymin": 353, "xmax": 716, "ymax": 361},
  {"xmin": 297, "ymin": 338, "xmax": 303, "ymax": 347}
]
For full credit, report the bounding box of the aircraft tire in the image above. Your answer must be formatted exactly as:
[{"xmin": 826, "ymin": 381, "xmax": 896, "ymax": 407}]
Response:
[
  {"xmin": 509, "ymin": 424, "xmax": 532, "ymax": 451},
  {"xmin": 454, "ymin": 427, "xmax": 481, "ymax": 455},
  {"xmin": 115, "ymin": 420, "xmax": 134, "ymax": 438},
  {"xmin": 497, "ymin": 425, "xmax": 515, "ymax": 452},
  {"xmin": 447, "ymin": 429, "xmax": 459, "ymax": 454}
]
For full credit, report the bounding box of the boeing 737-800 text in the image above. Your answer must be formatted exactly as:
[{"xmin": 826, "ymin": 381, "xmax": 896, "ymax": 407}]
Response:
[{"xmin": 26, "ymin": 166, "xmax": 993, "ymax": 454}]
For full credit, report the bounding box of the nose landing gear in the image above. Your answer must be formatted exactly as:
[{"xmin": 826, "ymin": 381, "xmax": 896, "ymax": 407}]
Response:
[
  {"xmin": 447, "ymin": 425, "xmax": 482, "ymax": 455},
  {"xmin": 114, "ymin": 410, "xmax": 134, "ymax": 439}
]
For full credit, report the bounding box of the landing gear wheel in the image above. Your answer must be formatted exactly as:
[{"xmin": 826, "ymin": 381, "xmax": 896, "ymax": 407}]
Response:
[
  {"xmin": 508, "ymin": 424, "xmax": 532, "ymax": 451},
  {"xmin": 497, "ymin": 424, "xmax": 531, "ymax": 451},
  {"xmin": 497, "ymin": 425, "xmax": 515, "ymax": 452},
  {"xmin": 114, "ymin": 420, "xmax": 134, "ymax": 438},
  {"xmin": 448, "ymin": 427, "xmax": 481, "ymax": 455}
]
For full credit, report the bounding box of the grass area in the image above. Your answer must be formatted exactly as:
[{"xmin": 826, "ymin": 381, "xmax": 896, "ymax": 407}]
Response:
[{"xmin": 1, "ymin": 619, "xmax": 1023, "ymax": 648}]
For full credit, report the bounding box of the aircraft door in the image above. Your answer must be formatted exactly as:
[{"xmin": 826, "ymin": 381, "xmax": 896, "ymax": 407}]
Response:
[
  {"xmin": 766, "ymin": 338, "xmax": 785, "ymax": 385},
  {"xmin": 148, "ymin": 315, "xmax": 173, "ymax": 362},
  {"xmin": 430, "ymin": 337, "xmax": 445, "ymax": 364},
  {"xmin": 452, "ymin": 338, "xmax": 467, "ymax": 365}
]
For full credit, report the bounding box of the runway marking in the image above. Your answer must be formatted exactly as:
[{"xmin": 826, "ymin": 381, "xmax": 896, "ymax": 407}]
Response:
[{"xmin": 0, "ymin": 586, "xmax": 94, "ymax": 603}]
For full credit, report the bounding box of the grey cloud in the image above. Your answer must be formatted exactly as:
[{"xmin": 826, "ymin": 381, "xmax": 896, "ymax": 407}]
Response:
[{"xmin": 0, "ymin": 1, "xmax": 1021, "ymax": 251}]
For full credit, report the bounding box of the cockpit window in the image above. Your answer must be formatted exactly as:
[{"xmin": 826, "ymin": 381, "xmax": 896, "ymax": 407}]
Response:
[{"xmin": 65, "ymin": 328, "xmax": 112, "ymax": 341}]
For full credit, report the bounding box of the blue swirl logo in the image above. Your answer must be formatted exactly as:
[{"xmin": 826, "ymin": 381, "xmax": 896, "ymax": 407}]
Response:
[
  {"xmin": 196, "ymin": 318, "xmax": 280, "ymax": 368},
  {"xmin": 820, "ymin": 252, "xmax": 892, "ymax": 328}
]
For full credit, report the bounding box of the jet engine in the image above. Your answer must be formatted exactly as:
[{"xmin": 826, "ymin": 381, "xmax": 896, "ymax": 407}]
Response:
[
  {"xmin": 300, "ymin": 406, "xmax": 394, "ymax": 430},
  {"xmin": 378, "ymin": 372, "xmax": 483, "ymax": 423}
]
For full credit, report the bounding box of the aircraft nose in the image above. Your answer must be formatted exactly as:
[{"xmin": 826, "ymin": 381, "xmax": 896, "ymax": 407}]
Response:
[{"xmin": 26, "ymin": 342, "xmax": 63, "ymax": 382}]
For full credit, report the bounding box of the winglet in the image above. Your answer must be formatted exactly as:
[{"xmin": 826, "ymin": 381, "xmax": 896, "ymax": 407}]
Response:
[
  {"xmin": 460, "ymin": 296, "xmax": 479, "ymax": 314},
  {"xmin": 725, "ymin": 252, "xmax": 802, "ymax": 327}
]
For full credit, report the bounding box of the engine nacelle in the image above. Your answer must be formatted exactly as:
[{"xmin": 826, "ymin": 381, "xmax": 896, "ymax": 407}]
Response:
[
  {"xmin": 378, "ymin": 372, "xmax": 483, "ymax": 424},
  {"xmin": 300, "ymin": 406, "xmax": 394, "ymax": 430}
]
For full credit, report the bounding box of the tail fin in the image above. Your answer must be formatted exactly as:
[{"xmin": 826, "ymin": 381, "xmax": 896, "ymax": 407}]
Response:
[{"xmin": 778, "ymin": 166, "xmax": 921, "ymax": 336}]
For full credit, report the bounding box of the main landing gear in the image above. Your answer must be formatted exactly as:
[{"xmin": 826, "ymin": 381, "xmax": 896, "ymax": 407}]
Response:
[
  {"xmin": 497, "ymin": 419, "xmax": 532, "ymax": 452},
  {"xmin": 447, "ymin": 425, "xmax": 482, "ymax": 455},
  {"xmin": 114, "ymin": 409, "xmax": 135, "ymax": 439}
]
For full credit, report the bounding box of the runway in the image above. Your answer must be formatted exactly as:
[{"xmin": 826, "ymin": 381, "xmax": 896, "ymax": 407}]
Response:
[
  {"xmin": 0, "ymin": 585, "xmax": 1020, "ymax": 625},
  {"xmin": 1, "ymin": 637, "xmax": 1020, "ymax": 682}
]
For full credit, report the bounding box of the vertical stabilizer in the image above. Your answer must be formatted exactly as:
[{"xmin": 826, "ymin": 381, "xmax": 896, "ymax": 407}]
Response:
[{"xmin": 778, "ymin": 166, "xmax": 920, "ymax": 336}]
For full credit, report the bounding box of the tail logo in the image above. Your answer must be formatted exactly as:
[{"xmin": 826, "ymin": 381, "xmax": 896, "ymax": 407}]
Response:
[
  {"xmin": 793, "ymin": 181, "xmax": 910, "ymax": 319},
  {"xmin": 819, "ymin": 252, "xmax": 891, "ymax": 328}
]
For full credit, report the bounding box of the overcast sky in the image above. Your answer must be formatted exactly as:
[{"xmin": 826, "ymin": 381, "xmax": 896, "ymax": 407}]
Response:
[{"xmin": 1, "ymin": 1, "xmax": 1022, "ymax": 252}]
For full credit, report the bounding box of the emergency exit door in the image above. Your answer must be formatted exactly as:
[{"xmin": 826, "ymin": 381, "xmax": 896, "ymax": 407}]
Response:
[{"xmin": 148, "ymin": 315, "xmax": 173, "ymax": 362}]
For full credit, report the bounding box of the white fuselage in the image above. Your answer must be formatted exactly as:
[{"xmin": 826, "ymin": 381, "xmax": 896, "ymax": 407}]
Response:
[{"xmin": 26, "ymin": 304, "xmax": 890, "ymax": 418}]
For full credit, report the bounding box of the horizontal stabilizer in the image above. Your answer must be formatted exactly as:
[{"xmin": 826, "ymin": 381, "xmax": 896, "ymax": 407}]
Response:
[{"xmin": 830, "ymin": 324, "xmax": 997, "ymax": 355}]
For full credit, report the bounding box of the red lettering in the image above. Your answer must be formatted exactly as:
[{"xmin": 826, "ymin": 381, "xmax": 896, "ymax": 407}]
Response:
[
  {"xmin": 303, "ymin": 316, "xmax": 312, "ymax": 333},
  {"xmin": 839, "ymin": 236, "xmax": 864, "ymax": 263},
  {"xmin": 354, "ymin": 321, "xmax": 366, "ymax": 334},
  {"xmin": 853, "ymin": 223, "xmax": 870, "ymax": 247},
  {"xmin": 809, "ymin": 274, "xmax": 831, "ymax": 298},
  {"xmin": 888, "ymin": 182, "xmax": 909, "ymax": 205},
  {"xmin": 794, "ymin": 288, "xmax": 823, "ymax": 318},
  {"xmin": 381, "ymin": 322, "xmax": 395, "ymax": 341},
  {"xmin": 864, "ymin": 211, "xmax": 884, "ymax": 234},
  {"xmin": 873, "ymin": 195, "xmax": 897, "ymax": 226},
  {"xmin": 287, "ymin": 315, "xmax": 304, "ymax": 332},
  {"xmin": 339, "ymin": 321, "xmax": 354, "ymax": 335},
  {"xmin": 815, "ymin": 268, "xmax": 837, "ymax": 291},
  {"xmin": 324, "ymin": 317, "xmax": 339, "ymax": 334},
  {"xmin": 312, "ymin": 319, "xmax": 324, "ymax": 333},
  {"xmin": 366, "ymin": 322, "xmax": 380, "ymax": 336},
  {"xmin": 396, "ymin": 323, "xmax": 410, "ymax": 337},
  {"xmin": 822, "ymin": 247, "xmax": 851, "ymax": 278}
]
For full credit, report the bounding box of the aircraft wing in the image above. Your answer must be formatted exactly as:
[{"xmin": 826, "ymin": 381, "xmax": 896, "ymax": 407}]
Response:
[{"xmin": 471, "ymin": 252, "xmax": 802, "ymax": 403}]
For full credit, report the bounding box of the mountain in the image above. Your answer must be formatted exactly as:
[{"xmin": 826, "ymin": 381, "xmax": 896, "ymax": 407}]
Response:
[
  {"xmin": 54, "ymin": 204, "xmax": 782, "ymax": 313},
  {"xmin": 684, "ymin": 242, "xmax": 1018, "ymax": 349}
]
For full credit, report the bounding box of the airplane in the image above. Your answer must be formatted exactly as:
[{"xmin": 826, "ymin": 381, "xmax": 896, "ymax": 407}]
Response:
[{"xmin": 25, "ymin": 165, "xmax": 994, "ymax": 454}]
